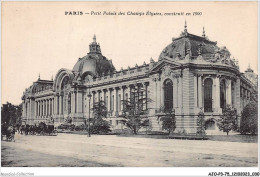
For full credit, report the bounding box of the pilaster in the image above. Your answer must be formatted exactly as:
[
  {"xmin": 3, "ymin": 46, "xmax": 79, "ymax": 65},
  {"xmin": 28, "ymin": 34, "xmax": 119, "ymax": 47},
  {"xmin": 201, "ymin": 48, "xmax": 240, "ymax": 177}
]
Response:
[{"xmin": 77, "ymin": 90, "xmax": 83, "ymax": 113}]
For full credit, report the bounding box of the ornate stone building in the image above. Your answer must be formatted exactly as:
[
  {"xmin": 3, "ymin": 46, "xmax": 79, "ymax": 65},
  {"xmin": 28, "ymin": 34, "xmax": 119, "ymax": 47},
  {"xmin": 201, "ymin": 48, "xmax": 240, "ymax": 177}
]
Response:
[{"xmin": 22, "ymin": 23, "xmax": 257, "ymax": 134}]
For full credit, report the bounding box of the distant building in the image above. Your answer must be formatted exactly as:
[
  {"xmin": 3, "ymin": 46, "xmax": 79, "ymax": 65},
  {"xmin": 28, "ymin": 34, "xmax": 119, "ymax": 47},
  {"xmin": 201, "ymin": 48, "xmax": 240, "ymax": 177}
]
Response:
[{"xmin": 21, "ymin": 22, "xmax": 257, "ymax": 134}]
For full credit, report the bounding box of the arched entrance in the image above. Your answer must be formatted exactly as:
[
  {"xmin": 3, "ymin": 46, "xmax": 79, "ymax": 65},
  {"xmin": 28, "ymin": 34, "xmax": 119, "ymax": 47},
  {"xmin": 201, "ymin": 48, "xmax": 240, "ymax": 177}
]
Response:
[
  {"xmin": 204, "ymin": 78, "xmax": 213, "ymax": 112},
  {"xmin": 61, "ymin": 76, "xmax": 71, "ymax": 115}
]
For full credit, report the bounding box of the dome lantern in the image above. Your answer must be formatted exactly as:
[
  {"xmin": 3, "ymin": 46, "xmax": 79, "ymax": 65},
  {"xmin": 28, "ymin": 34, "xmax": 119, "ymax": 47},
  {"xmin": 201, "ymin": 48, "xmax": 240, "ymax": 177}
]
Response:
[
  {"xmin": 184, "ymin": 20, "xmax": 188, "ymax": 36},
  {"xmin": 89, "ymin": 34, "xmax": 101, "ymax": 54},
  {"xmin": 202, "ymin": 27, "xmax": 206, "ymax": 38}
]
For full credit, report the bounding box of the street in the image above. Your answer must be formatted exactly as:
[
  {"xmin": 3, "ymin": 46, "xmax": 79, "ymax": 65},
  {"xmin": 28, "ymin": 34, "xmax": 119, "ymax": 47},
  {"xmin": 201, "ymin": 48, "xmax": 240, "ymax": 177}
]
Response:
[{"xmin": 1, "ymin": 133, "xmax": 258, "ymax": 167}]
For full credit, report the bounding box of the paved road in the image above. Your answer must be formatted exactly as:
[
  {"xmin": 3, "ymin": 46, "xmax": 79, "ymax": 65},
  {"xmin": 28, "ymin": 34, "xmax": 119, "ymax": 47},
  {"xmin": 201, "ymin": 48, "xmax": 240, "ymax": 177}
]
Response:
[{"xmin": 1, "ymin": 133, "xmax": 258, "ymax": 167}]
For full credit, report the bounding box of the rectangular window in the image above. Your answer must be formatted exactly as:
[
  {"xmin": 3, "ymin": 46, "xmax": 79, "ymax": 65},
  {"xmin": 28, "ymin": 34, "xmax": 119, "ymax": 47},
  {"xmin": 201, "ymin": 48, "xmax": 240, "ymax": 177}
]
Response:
[{"xmin": 116, "ymin": 120, "xmax": 119, "ymax": 125}]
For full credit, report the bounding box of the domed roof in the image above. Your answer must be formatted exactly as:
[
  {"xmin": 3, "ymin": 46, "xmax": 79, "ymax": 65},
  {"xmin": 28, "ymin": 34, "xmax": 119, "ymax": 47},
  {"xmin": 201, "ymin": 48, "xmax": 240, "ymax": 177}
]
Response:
[
  {"xmin": 159, "ymin": 33, "xmax": 220, "ymax": 61},
  {"xmin": 158, "ymin": 23, "xmax": 224, "ymax": 61},
  {"xmin": 72, "ymin": 35, "xmax": 115, "ymax": 77}
]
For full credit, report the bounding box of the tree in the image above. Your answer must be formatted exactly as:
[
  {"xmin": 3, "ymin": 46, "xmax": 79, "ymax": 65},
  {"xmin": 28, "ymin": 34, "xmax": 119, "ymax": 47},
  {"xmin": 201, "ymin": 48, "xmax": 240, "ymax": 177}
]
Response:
[
  {"xmin": 240, "ymin": 101, "xmax": 258, "ymax": 135},
  {"xmin": 1, "ymin": 102, "xmax": 22, "ymax": 127},
  {"xmin": 196, "ymin": 108, "xmax": 206, "ymax": 136},
  {"xmin": 159, "ymin": 109, "xmax": 176, "ymax": 135},
  {"xmin": 90, "ymin": 100, "xmax": 111, "ymax": 134},
  {"xmin": 121, "ymin": 85, "xmax": 149, "ymax": 135},
  {"xmin": 141, "ymin": 119, "xmax": 152, "ymax": 135},
  {"xmin": 217, "ymin": 105, "xmax": 238, "ymax": 135}
]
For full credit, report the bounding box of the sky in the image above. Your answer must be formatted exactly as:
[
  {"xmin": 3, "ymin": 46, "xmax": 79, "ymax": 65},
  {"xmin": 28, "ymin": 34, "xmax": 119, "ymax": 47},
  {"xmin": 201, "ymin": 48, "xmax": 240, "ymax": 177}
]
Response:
[{"xmin": 2, "ymin": 1, "xmax": 258, "ymax": 105}]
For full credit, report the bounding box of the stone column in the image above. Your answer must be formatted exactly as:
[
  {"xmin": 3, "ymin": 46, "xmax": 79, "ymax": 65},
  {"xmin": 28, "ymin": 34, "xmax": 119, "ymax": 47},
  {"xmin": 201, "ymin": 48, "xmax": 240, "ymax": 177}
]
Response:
[
  {"xmin": 106, "ymin": 90, "xmax": 109, "ymax": 112},
  {"xmin": 114, "ymin": 88, "xmax": 118, "ymax": 115},
  {"xmin": 41, "ymin": 100, "xmax": 43, "ymax": 117},
  {"xmin": 46, "ymin": 100, "xmax": 48, "ymax": 116},
  {"xmin": 92, "ymin": 91, "xmax": 96, "ymax": 107},
  {"xmin": 71, "ymin": 91, "xmax": 76, "ymax": 113},
  {"xmin": 43, "ymin": 100, "xmax": 45, "ymax": 117},
  {"xmin": 49, "ymin": 99, "xmax": 51, "ymax": 116},
  {"xmin": 137, "ymin": 84, "xmax": 142, "ymax": 110},
  {"xmin": 41, "ymin": 101, "xmax": 43, "ymax": 117},
  {"xmin": 50, "ymin": 99, "xmax": 52, "ymax": 116},
  {"xmin": 120, "ymin": 87, "xmax": 124, "ymax": 112},
  {"xmin": 198, "ymin": 75, "xmax": 202, "ymax": 109},
  {"xmin": 45, "ymin": 100, "xmax": 47, "ymax": 116},
  {"xmin": 235, "ymin": 78, "xmax": 241, "ymax": 123},
  {"xmin": 51, "ymin": 99, "xmax": 53, "ymax": 116},
  {"xmin": 98, "ymin": 90, "xmax": 101, "ymax": 102},
  {"xmin": 23, "ymin": 101, "xmax": 26, "ymax": 118},
  {"xmin": 215, "ymin": 76, "xmax": 221, "ymax": 113},
  {"xmin": 28, "ymin": 99, "xmax": 31, "ymax": 120},
  {"xmin": 244, "ymin": 89, "xmax": 247, "ymax": 108},
  {"xmin": 77, "ymin": 90, "xmax": 83, "ymax": 113},
  {"xmin": 159, "ymin": 79, "xmax": 163, "ymax": 108},
  {"xmin": 173, "ymin": 77, "xmax": 178, "ymax": 109},
  {"xmin": 35, "ymin": 100, "xmax": 39, "ymax": 118},
  {"xmin": 59, "ymin": 95, "xmax": 62, "ymax": 115},
  {"xmin": 39, "ymin": 101, "xmax": 41, "ymax": 118},
  {"xmin": 103, "ymin": 89, "xmax": 107, "ymax": 108},
  {"xmin": 39, "ymin": 101, "xmax": 41, "ymax": 117},
  {"xmin": 56, "ymin": 95, "xmax": 59, "ymax": 115},
  {"xmin": 193, "ymin": 74, "xmax": 198, "ymax": 108},
  {"xmin": 47, "ymin": 99, "xmax": 49, "ymax": 116},
  {"xmin": 45, "ymin": 100, "xmax": 48, "ymax": 117},
  {"xmin": 40, "ymin": 101, "xmax": 42, "ymax": 117},
  {"xmin": 37, "ymin": 101, "xmax": 39, "ymax": 118},
  {"xmin": 35, "ymin": 101, "xmax": 37, "ymax": 117},
  {"xmin": 144, "ymin": 82, "xmax": 149, "ymax": 110},
  {"xmin": 127, "ymin": 85, "xmax": 131, "ymax": 102},
  {"xmin": 52, "ymin": 98, "xmax": 54, "ymax": 115},
  {"xmin": 226, "ymin": 79, "xmax": 232, "ymax": 105},
  {"xmin": 34, "ymin": 101, "xmax": 37, "ymax": 117},
  {"xmin": 108, "ymin": 88, "xmax": 113, "ymax": 112},
  {"xmin": 42, "ymin": 100, "xmax": 44, "ymax": 117},
  {"xmin": 54, "ymin": 97, "xmax": 56, "ymax": 115},
  {"xmin": 212, "ymin": 77, "xmax": 216, "ymax": 112},
  {"xmin": 102, "ymin": 89, "xmax": 106, "ymax": 102},
  {"xmin": 153, "ymin": 79, "xmax": 158, "ymax": 110},
  {"xmin": 113, "ymin": 88, "xmax": 117, "ymax": 115}
]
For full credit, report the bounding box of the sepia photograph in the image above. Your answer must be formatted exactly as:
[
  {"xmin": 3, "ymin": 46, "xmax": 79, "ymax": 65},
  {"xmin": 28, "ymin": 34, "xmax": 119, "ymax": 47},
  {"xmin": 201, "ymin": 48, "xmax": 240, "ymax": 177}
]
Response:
[{"xmin": 1, "ymin": 1, "xmax": 258, "ymax": 176}]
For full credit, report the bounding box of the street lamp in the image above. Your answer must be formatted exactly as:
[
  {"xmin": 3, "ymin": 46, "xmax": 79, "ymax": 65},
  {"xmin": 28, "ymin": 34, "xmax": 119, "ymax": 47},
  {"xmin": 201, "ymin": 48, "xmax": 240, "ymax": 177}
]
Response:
[{"xmin": 87, "ymin": 92, "xmax": 92, "ymax": 137}]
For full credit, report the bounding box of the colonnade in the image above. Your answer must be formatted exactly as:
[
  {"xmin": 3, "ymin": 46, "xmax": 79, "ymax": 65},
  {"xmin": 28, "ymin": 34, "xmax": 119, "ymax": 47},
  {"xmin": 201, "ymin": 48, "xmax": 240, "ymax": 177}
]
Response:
[
  {"xmin": 52, "ymin": 82, "xmax": 149, "ymax": 118},
  {"xmin": 240, "ymin": 86, "xmax": 251, "ymax": 109},
  {"xmin": 35, "ymin": 98, "xmax": 55, "ymax": 118}
]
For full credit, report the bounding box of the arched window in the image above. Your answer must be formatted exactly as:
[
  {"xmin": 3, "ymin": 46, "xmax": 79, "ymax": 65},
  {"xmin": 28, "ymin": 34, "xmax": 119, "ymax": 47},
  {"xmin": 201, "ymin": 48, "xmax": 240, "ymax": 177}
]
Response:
[
  {"xmin": 164, "ymin": 79, "xmax": 173, "ymax": 111},
  {"xmin": 204, "ymin": 78, "xmax": 213, "ymax": 112},
  {"xmin": 220, "ymin": 79, "xmax": 226, "ymax": 109}
]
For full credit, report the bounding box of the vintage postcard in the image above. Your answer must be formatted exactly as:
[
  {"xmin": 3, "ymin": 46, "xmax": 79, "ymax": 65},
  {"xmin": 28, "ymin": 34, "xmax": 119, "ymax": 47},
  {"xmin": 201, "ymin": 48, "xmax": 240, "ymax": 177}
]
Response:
[{"xmin": 1, "ymin": 1, "xmax": 258, "ymax": 176}]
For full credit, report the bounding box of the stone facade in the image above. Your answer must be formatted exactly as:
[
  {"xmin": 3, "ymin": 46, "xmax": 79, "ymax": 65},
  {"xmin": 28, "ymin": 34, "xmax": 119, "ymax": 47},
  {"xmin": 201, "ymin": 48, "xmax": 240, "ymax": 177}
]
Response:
[{"xmin": 22, "ymin": 24, "xmax": 257, "ymax": 134}]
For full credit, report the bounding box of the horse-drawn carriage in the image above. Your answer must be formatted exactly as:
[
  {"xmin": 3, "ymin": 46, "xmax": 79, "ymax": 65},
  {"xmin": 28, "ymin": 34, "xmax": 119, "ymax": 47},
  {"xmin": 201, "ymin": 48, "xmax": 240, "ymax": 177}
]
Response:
[
  {"xmin": 36, "ymin": 121, "xmax": 58, "ymax": 136},
  {"xmin": 18, "ymin": 117, "xmax": 58, "ymax": 136},
  {"xmin": 1, "ymin": 123, "xmax": 15, "ymax": 141}
]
